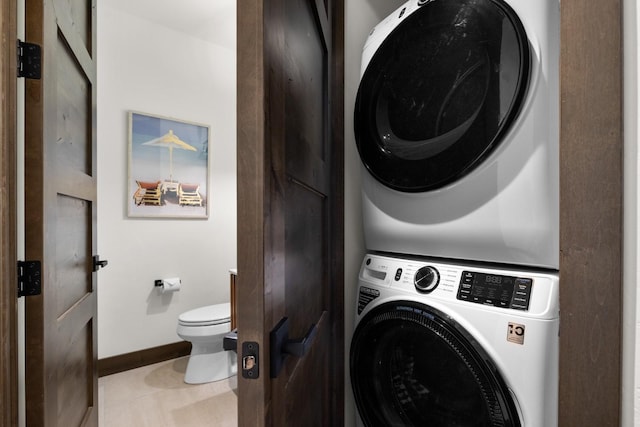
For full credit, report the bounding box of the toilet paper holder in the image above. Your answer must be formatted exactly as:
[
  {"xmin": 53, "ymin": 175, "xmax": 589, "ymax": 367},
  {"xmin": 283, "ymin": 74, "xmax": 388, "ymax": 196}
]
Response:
[
  {"xmin": 154, "ymin": 278, "xmax": 181, "ymax": 292},
  {"xmin": 154, "ymin": 278, "xmax": 180, "ymax": 286}
]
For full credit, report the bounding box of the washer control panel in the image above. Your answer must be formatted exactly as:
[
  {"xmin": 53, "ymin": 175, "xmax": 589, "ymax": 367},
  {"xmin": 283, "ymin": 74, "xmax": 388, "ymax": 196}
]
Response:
[
  {"xmin": 457, "ymin": 271, "xmax": 532, "ymax": 310},
  {"xmin": 357, "ymin": 254, "xmax": 559, "ymax": 318}
]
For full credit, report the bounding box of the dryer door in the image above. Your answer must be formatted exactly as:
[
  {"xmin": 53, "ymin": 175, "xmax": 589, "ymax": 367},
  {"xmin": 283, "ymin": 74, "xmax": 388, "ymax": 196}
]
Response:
[
  {"xmin": 350, "ymin": 301, "xmax": 520, "ymax": 426},
  {"xmin": 354, "ymin": 0, "xmax": 530, "ymax": 192}
]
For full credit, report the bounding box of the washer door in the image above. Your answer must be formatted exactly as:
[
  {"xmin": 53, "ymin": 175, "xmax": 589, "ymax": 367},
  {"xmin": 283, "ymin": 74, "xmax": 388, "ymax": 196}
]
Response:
[
  {"xmin": 350, "ymin": 301, "xmax": 521, "ymax": 426},
  {"xmin": 354, "ymin": 0, "xmax": 530, "ymax": 192}
]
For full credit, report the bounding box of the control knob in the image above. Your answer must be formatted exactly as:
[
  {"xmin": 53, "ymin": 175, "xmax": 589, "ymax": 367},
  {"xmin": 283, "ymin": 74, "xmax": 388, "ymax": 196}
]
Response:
[{"xmin": 414, "ymin": 266, "xmax": 440, "ymax": 293}]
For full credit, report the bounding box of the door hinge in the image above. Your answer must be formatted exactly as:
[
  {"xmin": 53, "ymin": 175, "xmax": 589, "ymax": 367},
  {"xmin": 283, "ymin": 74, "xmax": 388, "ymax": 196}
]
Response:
[
  {"xmin": 17, "ymin": 40, "xmax": 41, "ymax": 80},
  {"xmin": 17, "ymin": 260, "xmax": 42, "ymax": 298}
]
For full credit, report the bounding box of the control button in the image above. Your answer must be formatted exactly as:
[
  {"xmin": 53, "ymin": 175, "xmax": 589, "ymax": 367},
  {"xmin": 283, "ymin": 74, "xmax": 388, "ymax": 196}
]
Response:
[
  {"xmin": 366, "ymin": 258, "xmax": 371, "ymax": 266},
  {"xmin": 457, "ymin": 272, "xmax": 474, "ymax": 301},
  {"xmin": 394, "ymin": 268, "xmax": 403, "ymax": 281},
  {"xmin": 414, "ymin": 266, "xmax": 440, "ymax": 293},
  {"xmin": 510, "ymin": 278, "xmax": 533, "ymax": 310}
]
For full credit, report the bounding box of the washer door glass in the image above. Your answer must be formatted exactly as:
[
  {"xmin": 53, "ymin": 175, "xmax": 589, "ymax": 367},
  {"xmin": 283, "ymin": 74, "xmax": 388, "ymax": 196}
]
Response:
[
  {"xmin": 350, "ymin": 301, "xmax": 521, "ymax": 426},
  {"xmin": 354, "ymin": 0, "xmax": 530, "ymax": 192}
]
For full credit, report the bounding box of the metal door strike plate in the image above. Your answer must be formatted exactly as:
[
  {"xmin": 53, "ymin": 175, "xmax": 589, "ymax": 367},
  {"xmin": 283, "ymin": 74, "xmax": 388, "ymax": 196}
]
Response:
[{"xmin": 242, "ymin": 341, "xmax": 259, "ymax": 379}]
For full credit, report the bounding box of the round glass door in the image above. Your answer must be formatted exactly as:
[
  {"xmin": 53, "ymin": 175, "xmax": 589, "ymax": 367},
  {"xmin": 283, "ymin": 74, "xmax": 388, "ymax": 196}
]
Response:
[
  {"xmin": 354, "ymin": 0, "xmax": 530, "ymax": 192},
  {"xmin": 350, "ymin": 301, "xmax": 520, "ymax": 426}
]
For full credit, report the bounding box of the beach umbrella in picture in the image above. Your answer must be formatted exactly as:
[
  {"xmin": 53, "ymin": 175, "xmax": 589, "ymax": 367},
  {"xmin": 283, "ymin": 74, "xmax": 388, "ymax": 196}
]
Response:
[{"xmin": 142, "ymin": 129, "xmax": 197, "ymax": 182}]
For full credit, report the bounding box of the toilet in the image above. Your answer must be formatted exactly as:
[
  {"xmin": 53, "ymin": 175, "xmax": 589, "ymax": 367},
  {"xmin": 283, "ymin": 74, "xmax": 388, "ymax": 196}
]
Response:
[{"xmin": 177, "ymin": 302, "xmax": 237, "ymax": 384}]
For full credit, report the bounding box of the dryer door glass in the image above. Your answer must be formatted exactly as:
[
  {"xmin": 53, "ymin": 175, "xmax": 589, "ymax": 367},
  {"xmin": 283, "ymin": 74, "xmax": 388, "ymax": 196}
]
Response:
[
  {"xmin": 350, "ymin": 301, "xmax": 521, "ymax": 426},
  {"xmin": 354, "ymin": 0, "xmax": 530, "ymax": 192}
]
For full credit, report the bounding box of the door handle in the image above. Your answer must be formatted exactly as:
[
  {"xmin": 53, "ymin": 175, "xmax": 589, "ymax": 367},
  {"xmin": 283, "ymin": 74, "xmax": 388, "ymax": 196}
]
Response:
[
  {"xmin": 270, "ymin": 317, "xmax": 318, "ymax": 378},
  {"xmin": 92, "ymin": 255, "xmax": 109, "ymax": 272},
  {"xmin": 283, "ymin": 323, "xmax": 317, "ymax": 357}
]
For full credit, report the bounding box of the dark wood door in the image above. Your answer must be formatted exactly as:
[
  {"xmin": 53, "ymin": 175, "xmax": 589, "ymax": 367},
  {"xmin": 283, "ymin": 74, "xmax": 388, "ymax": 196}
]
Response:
[
  {"xmin": 24, "ymin": 0, "xmax": 99, "ymax": 425},
  {"xmin": 0, "ymin": 0, "xmax": 18, "ymax": 425},
  {"xmin": 236, "ymin": 0, "xmax": 344, "ymax": 425}
]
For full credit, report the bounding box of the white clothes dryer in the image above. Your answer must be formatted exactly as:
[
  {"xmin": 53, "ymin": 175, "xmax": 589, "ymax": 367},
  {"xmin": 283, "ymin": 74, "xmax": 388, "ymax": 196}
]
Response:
[
  {"xmin": 350, "ymin": 253, "xmax": 559, "ymax": 426},
  {"xmin": 354, "ymin": 0, "xmax": 560, "ymax": 269}
]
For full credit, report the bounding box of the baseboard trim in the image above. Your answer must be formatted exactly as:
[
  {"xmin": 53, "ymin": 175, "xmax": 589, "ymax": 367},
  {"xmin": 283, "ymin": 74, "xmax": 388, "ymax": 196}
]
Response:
[{"xmin": 98, "ymin": 341, "xmax": 192, "ymax": 377}]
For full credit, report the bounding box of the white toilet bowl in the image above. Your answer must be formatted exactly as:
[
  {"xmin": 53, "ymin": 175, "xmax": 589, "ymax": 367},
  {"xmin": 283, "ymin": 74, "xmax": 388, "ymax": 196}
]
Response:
[{"xmin": 177, "ymin": 302, "xmax": 237, "ymax": 384}]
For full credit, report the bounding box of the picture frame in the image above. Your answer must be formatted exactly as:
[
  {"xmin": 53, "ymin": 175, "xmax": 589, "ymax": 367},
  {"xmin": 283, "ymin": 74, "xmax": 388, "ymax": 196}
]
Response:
[{"xmin": 128, "ymin": 111, "xmax": 210, "ymax": 219}]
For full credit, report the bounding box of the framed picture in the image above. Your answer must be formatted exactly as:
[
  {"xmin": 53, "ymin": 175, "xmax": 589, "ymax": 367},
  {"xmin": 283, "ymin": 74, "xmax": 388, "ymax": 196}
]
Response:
[{"xmin": 128, "ymin": 111, "xmax": 210, "ymax": 218}]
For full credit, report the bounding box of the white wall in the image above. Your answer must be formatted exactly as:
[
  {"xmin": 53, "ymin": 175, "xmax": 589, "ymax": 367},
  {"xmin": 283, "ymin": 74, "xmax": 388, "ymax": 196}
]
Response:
[
  {"xmin": 343, "ymin": 1, "xmax": 406, "ymax": 425},
  {"xmin": 96, "ymin": 5, "xmax": 237, "ymax": 358}
]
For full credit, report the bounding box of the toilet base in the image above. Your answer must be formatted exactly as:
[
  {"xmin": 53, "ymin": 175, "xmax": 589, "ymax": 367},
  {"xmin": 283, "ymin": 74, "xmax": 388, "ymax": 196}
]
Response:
[{"xmin": 184, "ymin": 344, "xmax": 237, "ymax": 384}]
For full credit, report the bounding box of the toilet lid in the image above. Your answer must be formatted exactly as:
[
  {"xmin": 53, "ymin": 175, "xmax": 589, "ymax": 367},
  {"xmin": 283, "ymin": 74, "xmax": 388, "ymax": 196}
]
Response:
[{"xmin": 179, "ymin": 303, "xmax": 231, "ymax": 327}]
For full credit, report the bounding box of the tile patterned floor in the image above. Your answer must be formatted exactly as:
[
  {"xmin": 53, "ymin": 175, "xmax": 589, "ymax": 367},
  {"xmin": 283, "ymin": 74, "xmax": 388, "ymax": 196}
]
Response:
[{"xmin": 99, "ymin": 357, "xmax": 238, "ymax": 426}]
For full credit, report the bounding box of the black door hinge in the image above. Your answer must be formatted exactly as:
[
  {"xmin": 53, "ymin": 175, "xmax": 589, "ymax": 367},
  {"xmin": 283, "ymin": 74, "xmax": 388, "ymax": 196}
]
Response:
[
  {"xmin": 17, "ymin": 40, "xmax": 41, "ymax": 79},
  {"xmin": 17, "ymin": 260, "xmax": 42, "ymax": 298}
]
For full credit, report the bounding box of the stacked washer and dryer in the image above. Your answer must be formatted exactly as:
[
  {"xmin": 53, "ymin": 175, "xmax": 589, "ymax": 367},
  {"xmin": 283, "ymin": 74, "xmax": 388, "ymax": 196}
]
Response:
[{"xmin": 350, "ymin": 0, "xmax": 560, "ymax": 426}]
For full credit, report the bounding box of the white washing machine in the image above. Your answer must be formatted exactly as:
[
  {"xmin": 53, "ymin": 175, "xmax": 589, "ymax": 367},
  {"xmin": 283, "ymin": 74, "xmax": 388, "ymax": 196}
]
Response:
[
  {"xmin": 354, "ymin": 0, "xmax": 560, "ymax": 269},
  {"xmin": 350, "ymin": 253, "xmax": 559, "ymax": 426}
]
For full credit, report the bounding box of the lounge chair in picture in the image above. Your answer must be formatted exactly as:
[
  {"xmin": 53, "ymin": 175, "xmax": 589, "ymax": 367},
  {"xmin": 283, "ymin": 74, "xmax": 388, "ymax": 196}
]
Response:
[
  {"xmin": 178, "ymin": 183, "xmax": 203, "ymax": 206},
  {"xmin": 133, "ymin": 180, "xmax": 163, "ymax": 206}
]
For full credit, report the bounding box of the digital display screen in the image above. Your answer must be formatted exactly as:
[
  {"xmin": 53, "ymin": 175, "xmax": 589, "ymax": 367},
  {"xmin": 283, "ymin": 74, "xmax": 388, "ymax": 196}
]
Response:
[
  {"xmin": 470, "ymin": 273, "xmax": 515, "ymax": 305},
  {"xmin": 458, "ymin": 271, "xmax": 532, "ymax": 310}
]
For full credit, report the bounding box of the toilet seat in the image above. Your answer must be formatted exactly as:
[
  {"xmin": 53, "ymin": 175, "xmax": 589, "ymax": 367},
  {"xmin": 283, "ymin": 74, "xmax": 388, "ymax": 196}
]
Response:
[{"xmin": 178, "ymin": 303, "xmax": 231, "ymax": 327}]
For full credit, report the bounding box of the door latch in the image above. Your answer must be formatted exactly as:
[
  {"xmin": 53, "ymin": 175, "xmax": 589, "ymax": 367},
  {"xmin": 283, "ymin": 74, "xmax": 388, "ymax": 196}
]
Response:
[
  {"xmin": 17, "ymin": 260, "xmax": 41, "ymax": 298},
  {"xmin": 241, "ymin": 341, "xmax": 259, "ymax": 379}
]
